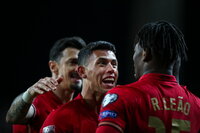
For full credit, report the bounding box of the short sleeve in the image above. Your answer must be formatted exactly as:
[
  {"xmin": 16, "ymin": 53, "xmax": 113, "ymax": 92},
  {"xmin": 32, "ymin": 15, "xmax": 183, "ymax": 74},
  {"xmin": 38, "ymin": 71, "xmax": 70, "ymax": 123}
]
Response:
[{"xmin": 98, "ymin": 88, "xmax": 126, "ymax": 130}]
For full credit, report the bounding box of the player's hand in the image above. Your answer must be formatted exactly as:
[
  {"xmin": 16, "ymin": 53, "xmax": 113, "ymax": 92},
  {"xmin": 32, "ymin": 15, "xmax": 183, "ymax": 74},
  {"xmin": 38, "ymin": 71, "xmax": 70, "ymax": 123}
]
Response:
[{"xmin": 26, "ymin": 76, "xmax": 63, "ymax": 98}]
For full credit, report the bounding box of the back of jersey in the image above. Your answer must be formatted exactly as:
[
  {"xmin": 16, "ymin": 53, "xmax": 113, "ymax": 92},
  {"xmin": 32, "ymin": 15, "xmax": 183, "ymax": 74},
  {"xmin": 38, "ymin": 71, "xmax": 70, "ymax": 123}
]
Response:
[
  {"xmin": 99, "ymin": 73, "xmax": 200, "ymax": 133},
  {"xmin": 124, "ymin": 74, "xmax": 200, "ymax": 133}
]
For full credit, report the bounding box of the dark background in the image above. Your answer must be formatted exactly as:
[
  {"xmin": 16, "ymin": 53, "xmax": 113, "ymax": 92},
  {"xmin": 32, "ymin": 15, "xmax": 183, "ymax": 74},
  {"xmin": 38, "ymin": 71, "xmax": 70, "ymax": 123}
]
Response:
[{"xmin": 1, "ymin": 0, "xmax": 199, "ymax": 132}]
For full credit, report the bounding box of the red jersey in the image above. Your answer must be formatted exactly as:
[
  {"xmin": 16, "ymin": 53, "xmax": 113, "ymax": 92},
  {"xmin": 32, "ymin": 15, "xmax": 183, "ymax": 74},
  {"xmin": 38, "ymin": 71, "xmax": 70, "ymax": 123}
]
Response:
[
  {"xmin": 13, "ymin": 91, "xmax": 63, "ymax": 133},
  {"xmin": 97, "ymin": 73, "xmax": 200, "ymax": 133},
  {"xmin": 40, "ymin": 94, "xmax": 99, "ymax": 133},
  {"xmin": 12, "ymin": 125, "xmax": 29, "ymax": 133}
]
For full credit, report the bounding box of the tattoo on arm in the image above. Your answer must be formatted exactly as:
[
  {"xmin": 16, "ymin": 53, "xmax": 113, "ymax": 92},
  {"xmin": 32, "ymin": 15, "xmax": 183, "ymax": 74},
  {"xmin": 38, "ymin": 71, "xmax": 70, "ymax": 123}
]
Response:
[{"xmin": 6, "ymin": 93, "xmax": 34, "ymax": 124}]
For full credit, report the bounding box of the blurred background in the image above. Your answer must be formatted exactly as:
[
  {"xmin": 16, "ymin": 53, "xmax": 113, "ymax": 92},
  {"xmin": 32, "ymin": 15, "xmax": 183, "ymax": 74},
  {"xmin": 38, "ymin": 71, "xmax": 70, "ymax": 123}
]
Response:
[{"xmin": 1, "ymin": 0, "xmax": 199, "ymax": 132}]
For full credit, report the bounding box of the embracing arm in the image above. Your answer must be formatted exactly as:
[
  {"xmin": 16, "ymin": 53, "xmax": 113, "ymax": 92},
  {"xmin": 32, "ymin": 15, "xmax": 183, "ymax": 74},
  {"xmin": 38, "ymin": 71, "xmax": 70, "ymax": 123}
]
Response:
[
  {"xmin": 6, "ymin": 77, "xmax": 62, "ymax": 124},
  {"xmin": 6, "ymin": 90, "xmax": 35, "ymax": 124}
]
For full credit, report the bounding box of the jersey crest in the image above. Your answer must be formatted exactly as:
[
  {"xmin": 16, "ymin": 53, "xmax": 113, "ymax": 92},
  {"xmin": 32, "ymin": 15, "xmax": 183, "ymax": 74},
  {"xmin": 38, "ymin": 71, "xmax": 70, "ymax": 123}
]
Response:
[
  {"xmin": 102, "ymin": 93, "xmax": 118, "ymax": 107},
  {"xmin": 42, "ymin": 125, "xmax": 55, "ymax": 133}
]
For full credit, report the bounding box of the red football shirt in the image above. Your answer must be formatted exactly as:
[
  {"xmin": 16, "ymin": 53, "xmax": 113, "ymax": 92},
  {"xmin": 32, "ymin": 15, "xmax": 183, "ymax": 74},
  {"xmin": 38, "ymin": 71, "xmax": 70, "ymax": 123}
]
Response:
[
  {"xmin": 97, "ymin": 73, "xmax": 200, "ymax": 133},
  {"xmin": 12, "ymin": 125, "xmax": 29, "ymax": 133},
  {"xmin": 40, "ymin": 94, "xmax": 99, "ymax": 133},
  {"xmin": 13, "ymin": 91, "xmax": 63, "ymax": 133}
]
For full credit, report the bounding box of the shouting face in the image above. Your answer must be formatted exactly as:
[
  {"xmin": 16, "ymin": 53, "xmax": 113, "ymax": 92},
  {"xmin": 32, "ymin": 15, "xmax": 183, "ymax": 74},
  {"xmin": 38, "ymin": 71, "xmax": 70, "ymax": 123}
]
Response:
[{"xmin": 84, "ymin": 50, "xmax": 118, "ymax": 94}]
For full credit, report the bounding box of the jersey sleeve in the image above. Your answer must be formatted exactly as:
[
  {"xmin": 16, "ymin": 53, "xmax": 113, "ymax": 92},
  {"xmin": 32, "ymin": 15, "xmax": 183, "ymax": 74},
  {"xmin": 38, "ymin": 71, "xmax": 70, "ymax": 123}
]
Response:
[{"xmin": 98, "ymin": 87, "xmax": 126, "ymax": 132}]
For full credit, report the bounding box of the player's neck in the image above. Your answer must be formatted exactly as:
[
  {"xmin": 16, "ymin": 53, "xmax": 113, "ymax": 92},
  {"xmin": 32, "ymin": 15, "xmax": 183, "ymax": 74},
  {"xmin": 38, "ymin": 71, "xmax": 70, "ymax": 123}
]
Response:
[
  {"xmin": 144, "ymin": 66, "xmax": 173, "ymax": 76},
  {"xmin": 81, "ymin": 87, "xmax": 102, "ymax": 113},
  {"xmin": 144, "ymin": 61, "xmax": 173, "ymax": 75},
  {"xmin": 53, "ymin": 89, "xmax": 74, "ymax": 103}
]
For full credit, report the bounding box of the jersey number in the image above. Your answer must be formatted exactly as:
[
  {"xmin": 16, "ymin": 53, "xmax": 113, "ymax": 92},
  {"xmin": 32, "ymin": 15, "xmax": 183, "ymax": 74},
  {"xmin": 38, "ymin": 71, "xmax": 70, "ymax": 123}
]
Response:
[{"xmin": 148, "ymin": 116, "xmax": 190, "ymax": 133}]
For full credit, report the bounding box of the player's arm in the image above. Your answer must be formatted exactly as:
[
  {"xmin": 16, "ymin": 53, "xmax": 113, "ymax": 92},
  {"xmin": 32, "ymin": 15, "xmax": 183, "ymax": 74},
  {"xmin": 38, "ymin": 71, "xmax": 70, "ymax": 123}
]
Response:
[
  {"xmin": 6, "ymin": 77, "xmax": 62, "ymax": 124},
  {"xmin": 96, "ymin": 122, "xmax": 123, "ymax": 133},
  {"xmin": 5, "ymin": 91, "xmax": 34, "ymax": 124}
]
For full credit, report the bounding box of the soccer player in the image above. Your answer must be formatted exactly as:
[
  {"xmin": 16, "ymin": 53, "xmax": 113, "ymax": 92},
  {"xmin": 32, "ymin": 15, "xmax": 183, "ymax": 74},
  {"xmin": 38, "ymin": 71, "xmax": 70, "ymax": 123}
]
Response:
[
  {"xmin": 96, "ymin": 20, "xmax": 200, "ymax": 133},
  {"xmin": 6, "ymin": 36, "xmax": 86, "ymax": 133},
  {"xmin": 40, "ymin": 41, "xmax": 118, "ymax": 133}
]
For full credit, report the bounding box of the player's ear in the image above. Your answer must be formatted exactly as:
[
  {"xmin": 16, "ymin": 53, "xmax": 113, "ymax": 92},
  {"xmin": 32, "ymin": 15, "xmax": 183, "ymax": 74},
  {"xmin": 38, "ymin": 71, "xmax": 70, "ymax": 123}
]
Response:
[
  {"xmin": 77, "ymin": 66, "xmax": 87, "ymax": 78},
  {"xmin": 143, "ymin": 48, "xmax": 152, "ymax": 62},
  {"xmin": 49, "ymin": 60, "xmax": 59, "ymax": 75}
]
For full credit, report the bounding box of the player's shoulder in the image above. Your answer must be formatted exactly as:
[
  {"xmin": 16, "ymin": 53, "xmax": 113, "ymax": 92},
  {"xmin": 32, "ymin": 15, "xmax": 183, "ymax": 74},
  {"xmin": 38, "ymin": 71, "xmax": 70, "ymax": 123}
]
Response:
[
  {"xmin": 109, "ymin": 82, "xmax": 141, "ymax": 93},
  {"xmin": 113, "ymin": 83, "xmax": 134, "ymax": 89},
  {"xmin": 59, "ymin": 98, "xmax": 82, "ymax": 112},
  {"xmin": 33, "ymin": 91, "xmax": 53, "ymax": 103},
  {"xmin": 41, "ymin": 103, "xmax": 73, "ymax": 132},
  {"xmin": 181, "ymin": 85, "xmax": 200, "ymax": 100},
  {"xmin": 45, "ymin": 99, "xmax": 81, "ymax": 121},
  {"xmin": 106, "ymin": 82, "xmax": 147, "ymax": 102}
]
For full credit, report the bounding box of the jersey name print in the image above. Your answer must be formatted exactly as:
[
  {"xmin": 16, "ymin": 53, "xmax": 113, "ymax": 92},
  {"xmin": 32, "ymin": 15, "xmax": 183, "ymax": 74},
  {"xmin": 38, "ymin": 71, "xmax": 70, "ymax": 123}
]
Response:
[{"xmin": 151, "ymin": 96, "xmax": 190, "ymax": 115}]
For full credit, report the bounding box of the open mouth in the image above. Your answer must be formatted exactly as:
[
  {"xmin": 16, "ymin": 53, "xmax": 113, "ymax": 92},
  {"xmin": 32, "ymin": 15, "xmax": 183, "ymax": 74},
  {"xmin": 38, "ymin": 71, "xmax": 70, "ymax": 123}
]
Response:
[{"xmin": 102, "ymin": 77, "xmax": 115, "ymax": 88}]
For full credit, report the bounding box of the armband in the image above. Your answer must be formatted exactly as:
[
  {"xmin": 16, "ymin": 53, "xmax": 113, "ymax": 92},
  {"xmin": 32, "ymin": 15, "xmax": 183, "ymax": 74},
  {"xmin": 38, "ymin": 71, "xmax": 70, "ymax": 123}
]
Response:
[{"xmin": 22, "ymin": 90, "xmax": 33, "ymax": 103}]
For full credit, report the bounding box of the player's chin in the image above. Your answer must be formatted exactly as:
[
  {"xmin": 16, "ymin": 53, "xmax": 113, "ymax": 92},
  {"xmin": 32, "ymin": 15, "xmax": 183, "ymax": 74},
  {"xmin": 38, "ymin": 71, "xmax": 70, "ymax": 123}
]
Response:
[{"xmin": 102, "ymin": 83, "xmax": 116, "ymax": 90}]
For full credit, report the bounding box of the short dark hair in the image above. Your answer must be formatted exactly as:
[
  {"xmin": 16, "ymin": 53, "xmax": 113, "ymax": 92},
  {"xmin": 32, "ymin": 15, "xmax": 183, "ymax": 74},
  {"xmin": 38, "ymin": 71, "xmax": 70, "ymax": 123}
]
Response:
[
  {"xmin": 49, "ymin": 36, "xmax": 86, "ymax": 62},
  {"xmin": 134, "ymin": 20, "xmax": 187, "ymax": 65},
  {"xmin": 78, "ymin": 41, "xmax": 116, "ymax": 66}
]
